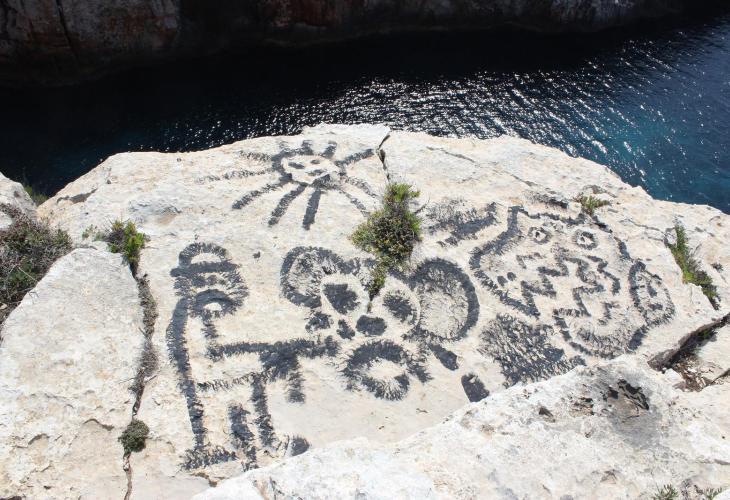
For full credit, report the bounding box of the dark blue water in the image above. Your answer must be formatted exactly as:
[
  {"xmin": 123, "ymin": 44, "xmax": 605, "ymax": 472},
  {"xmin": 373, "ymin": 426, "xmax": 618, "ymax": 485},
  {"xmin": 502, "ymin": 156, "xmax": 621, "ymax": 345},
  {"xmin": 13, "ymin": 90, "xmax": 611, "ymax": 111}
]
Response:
[{"xmin": 1, "ymin": 8, "xmax": 729, "ymax": 213}]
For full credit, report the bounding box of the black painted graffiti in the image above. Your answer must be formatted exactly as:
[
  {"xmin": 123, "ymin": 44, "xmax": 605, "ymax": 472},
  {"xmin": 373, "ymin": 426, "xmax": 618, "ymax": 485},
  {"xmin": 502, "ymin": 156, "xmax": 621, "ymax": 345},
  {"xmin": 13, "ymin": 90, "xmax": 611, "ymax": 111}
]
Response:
[
  {"xmin": 202, "ymin": 141, "xmax": 379, "ymax": 230},
  {"xmin": 166, "ymin": 242, "xmax": 247, "ymax": 469},
  {"xmin": 167, "ymin": 242, "xmax": 324, "ymax": 470},
  {"xmin": 470, "ymin": 206, "xmax": 675, "ymax": 358},
  {"xmin": 207, "ymin": 336, "xmax": 340, "ymax": 403},
  {"xmin": 280, "ymin": 246, "xmax": 481, "ymax": 398},
  {"xmin": 167, "ymin": 242, "xmax": 484, "ymax": 471},
  {"xmin": 624, "ymin": 261, "xmax": 676, "ymax": 351},
  {"xmin": 425, "ymin": 199, "xmax": 498, "ymax": 247},
  {"xmin": 480, "ymin": 314, "xmax": 586, "ymax": 387},
  {"xmin": 163, "ymin": 201, "xmax": 677, "ymax": 471},
  {"xmin": 342, "ymin": 340, "xmax": 431, "ymax": 401},
  {"xmin": 461, "ymin": 373, "xmax": 490, "ymax": 402}
]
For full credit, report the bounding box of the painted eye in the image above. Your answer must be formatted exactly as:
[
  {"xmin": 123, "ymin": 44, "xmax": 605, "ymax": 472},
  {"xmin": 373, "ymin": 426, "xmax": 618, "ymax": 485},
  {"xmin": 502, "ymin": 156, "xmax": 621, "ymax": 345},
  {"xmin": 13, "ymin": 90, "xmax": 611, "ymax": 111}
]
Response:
[
  {"xmin": 356, "ymin": 315, "xmax": 387, "ymax": 336},
  {"xmin": 323, "ymin": 283, "xmax": 360, "ymax": 314},
  {"xmin": 193, "ymin": 289, "xmax": 238, "ymax": 319},
  {"xmin": 573, "ymin": 230, "xmax": 597, "ymax": 250},
  {"xmin": 528, "ymin": 226, "xmax": 551, "ymax": 244}
]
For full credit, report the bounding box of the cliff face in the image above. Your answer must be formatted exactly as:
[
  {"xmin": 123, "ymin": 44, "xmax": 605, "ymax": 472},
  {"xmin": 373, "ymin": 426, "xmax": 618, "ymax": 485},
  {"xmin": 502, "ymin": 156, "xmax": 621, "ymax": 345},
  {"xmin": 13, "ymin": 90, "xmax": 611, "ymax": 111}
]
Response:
[{"xmin": 0, "ymin": 0, "xmax": 695, "ymax": 85}]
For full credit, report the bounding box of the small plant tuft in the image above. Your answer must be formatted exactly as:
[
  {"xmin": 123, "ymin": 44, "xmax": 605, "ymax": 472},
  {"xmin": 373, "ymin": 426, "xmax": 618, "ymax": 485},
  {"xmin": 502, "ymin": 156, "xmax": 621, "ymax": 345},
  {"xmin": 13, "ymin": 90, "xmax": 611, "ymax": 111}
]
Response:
[
  {"xmin": 667, "ymin": 224, "xmax": 718, "ymax": 308},
  {"xmin": 130, "ymin": 276, "xmax": 159, "ymax": 398},
  {"xmin": 97, "ymin": 220, "xmax": 147, "ymax": 274},
  {"xmin": 119, "ymin": 419, "xmax": 149, "ymax": 454},
  {"xmin": 81, "ymin": 224, "xmax": 99, "ymax": 240},
  {"xmin": 652, "ymin": 484, "xmax": 678, "ymax": 500},
  {"xmin": 699, "ymin": 488, "xmax": 724, "ymax": 500},
  {"xmin": 351, "ymin": 183, "xmax": 422, "ymax": 298},
  {"xmin": 575, "ymin": 195, "xmax": 610, "ymax": 216},
  {"xmin": 23, "ymin": 185, "xmax": 48, "ymax": 206},
  {"xmin": 0, "ymin": 204, "xmax": 72, "ymax": 325}
]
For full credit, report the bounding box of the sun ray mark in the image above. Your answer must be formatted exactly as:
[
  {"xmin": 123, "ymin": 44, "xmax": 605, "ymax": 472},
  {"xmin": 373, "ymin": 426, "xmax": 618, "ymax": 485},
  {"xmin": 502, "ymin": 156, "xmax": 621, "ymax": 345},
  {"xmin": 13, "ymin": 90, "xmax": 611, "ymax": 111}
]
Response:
[
  {"xmin": 232, "ymin": 178, "xmax": 290, "ymax": 210},
  {"xmin": 334, "ymin": 149, "xmax": 375, "ymax": 174},
  {"xmin": 200, "ymin": 166, "xmax": 276, "ymax": 183},
  {"xmin": 344, "ymin": 176, "xmax": 379, "ymax": 198},
  {"xmin": 333, "ymin": 186, "xmax": 369, "ymax": 216},
  {"xmin": 299, "ymin": 141, "xmax": 315, "ymax": 156},
  {"xmin": 302, "ymin": 189, "xmax": 323, "ymax": 230},
  {"xmin": 239, "ymin": 152, "xmax": 272, "ymax": 162},
  {"xmin": 321, "ymin": 143, "xmax": 337, "ymax": 159},
  {"xmin": 269, "ymin": 183, "xmax": 307, "ymax": 226}
]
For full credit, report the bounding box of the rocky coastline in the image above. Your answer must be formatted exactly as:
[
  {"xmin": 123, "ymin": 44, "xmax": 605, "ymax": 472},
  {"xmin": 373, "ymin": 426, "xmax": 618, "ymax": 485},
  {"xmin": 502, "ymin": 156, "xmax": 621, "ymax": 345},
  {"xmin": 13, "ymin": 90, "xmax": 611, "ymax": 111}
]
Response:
[
  {"xmin": 0, "ymin": 0, "xmax": 717, "ymax": 85},
  {"xmin": 0, "ymin": 124, "xmax": 728, "ymax": 498}
]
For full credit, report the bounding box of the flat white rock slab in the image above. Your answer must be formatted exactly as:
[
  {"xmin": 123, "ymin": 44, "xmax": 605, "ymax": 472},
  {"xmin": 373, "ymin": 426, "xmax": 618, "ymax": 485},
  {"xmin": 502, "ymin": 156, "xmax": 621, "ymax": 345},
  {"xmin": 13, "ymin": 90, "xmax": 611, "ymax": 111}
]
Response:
[
  {"xmin": 0, "ymin": 248, "xmax": 144, "ymax": 499},
  {"xmin": 34, "ymin": 124, "xmax": 730, "ymax": 495}
]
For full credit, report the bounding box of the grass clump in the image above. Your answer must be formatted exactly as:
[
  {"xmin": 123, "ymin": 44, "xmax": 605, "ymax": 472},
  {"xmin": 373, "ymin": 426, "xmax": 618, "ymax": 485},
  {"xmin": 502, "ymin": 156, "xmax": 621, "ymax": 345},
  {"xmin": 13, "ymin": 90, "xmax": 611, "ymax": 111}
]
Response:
[
  {"xmin": 651, "ymin": 485, "xmax": 723, "ymax": 500},
  {"xmin": 667, "ymin": 224, "xmax": 718, "ymax": 308},
  {"xmin": 95, "ymin": 220, "xmax": 147, "ymax": 274},
  {"xmin": 23, "ymin": 185, "xmax": 48, "ymax": 206},
  {"xmin": 119, "ymin": 418, "xmax": 149, "ymax": 454},
  {"xmin": 575, "ymin": 195, "xmax": 610, "ymax": 216},
  {"xmin": 352, "ymin": 183, "xmax": 422, "ymax": 298},
  {"xmin": 700, "ymin": 488, "xmax": 724, "ymax": 500},
  {"xmin": 130, "ymin": 276, "xmax": 159, "ymax": 398},
  {"xmin": 0, "ymin": 205, "xmax": 72, "ymax": 325},
  {"xmin": 652, "ymin": 485, "xmax": 678, "ymax": 500}
]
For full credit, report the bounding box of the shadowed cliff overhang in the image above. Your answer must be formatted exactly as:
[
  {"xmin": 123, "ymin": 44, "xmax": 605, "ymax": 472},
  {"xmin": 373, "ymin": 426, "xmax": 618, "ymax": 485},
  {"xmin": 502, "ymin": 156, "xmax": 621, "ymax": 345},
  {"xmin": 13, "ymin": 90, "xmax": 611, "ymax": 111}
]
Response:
[{"xmin": 0, "ymin": 0, "xmax": 723, "ymax": 85}]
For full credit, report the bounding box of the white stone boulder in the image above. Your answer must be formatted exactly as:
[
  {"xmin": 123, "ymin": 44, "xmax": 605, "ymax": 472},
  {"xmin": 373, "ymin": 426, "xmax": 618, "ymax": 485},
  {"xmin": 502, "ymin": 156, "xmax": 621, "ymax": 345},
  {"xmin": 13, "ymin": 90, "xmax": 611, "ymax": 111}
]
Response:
[
  {"xmin": 0, "ymin": 171, "xmax": 35, "ymax": 230},
  {"xmin": 0, "ymin": 248, "xmax": 145, "ymax": 499}
]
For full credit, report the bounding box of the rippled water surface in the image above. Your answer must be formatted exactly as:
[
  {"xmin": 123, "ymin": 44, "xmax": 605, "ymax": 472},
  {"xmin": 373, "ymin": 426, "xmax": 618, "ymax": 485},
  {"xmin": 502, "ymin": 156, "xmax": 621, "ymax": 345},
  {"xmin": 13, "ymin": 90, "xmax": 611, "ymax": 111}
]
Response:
[{"xmin": 1, "ymin": 9, "xmax": 729, "ymax": 212}]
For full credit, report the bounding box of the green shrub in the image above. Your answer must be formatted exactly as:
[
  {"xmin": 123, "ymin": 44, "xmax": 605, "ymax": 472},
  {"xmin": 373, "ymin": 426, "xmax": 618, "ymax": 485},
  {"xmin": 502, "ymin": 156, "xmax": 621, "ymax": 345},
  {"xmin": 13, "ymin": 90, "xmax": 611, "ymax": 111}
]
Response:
[
  {"xmin": 352, "ymin": 183, "xmax": 422, "ymax": 298},
  {"xmin": 575, "ymin": 195, "xmax": 610, "ymax": 216},
  {"xmin": 97, "ymin": 220, "xmax": 147, "ymax": 273},
  {"xmin": 0, "ymin": 204, "xmax": 72, "ymax": 325},
  {"xmin": 119, "ymin": 418, "xmax": 149, "ymax": 454},
  {"xmin": 667, "ymin": 224, "xmax": 718, "ymax": 308}
]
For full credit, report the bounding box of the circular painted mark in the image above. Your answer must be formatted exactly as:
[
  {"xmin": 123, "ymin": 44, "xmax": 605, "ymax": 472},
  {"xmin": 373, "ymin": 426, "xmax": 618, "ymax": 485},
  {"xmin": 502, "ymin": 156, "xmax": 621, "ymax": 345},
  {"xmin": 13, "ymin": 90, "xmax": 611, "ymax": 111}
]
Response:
[
  {"xmin": 342, "ymin": 340, "xmax": 430, "ymax": 400},
  {"xmin": 573, "ymin": 230, "xmax": 598, "ymax": 250},
  {"xmin": 324, "ymin": 283, "xmax": 360, "ymax": 314},
  {"xmin": 528, "ymin": 226, "xmax": 551, "ymax": 244},
  {"xmin": 356, "ymin": 315, "xmax": 387, "ymax": 336}
]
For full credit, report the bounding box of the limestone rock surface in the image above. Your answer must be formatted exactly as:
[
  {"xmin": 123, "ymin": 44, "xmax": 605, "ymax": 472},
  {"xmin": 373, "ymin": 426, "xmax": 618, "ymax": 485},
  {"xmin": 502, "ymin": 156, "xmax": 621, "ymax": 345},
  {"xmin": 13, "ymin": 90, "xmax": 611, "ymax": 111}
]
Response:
[
  {"xmin": 0, "ymin": 171, "xmax": 34, "ymax": 229},
  {"xmin": 36, "ymin": 124, "xmax": 730, "ymax": 497},
  {"xmin": 0, "ymin": 248, "xmax": 144, "ymax": 499},
  {"xmin": 0, "ymin": 0, "xmax": 703, "ymax": 85},
  {"xmin": 694, "ymin": 325, "xmax": 730, "ymax": 382},
  {"xmin": 194, "ymin": 356, "xmax": 730, "ymax": 499}
]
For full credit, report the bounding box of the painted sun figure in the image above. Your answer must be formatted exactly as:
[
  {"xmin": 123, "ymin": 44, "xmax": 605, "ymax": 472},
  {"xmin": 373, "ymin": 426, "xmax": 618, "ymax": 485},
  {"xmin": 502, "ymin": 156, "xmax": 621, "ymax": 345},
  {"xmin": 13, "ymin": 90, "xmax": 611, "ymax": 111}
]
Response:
[{"xmin": 206, "ymin": 141, "xmax": 380, "ymax": 230}]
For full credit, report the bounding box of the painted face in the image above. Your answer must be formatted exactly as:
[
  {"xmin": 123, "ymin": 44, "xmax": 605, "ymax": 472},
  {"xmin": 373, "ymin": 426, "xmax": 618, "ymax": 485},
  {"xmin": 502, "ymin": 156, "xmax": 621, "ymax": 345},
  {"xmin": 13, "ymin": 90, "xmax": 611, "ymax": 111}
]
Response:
[
  {"xmin": 470, "ymin": 206, "xmax": 674, "ymax": 358},
  {"xmin": 171, "ymin": 242, "xmax": 248, "ymax": 323},
  {"xmin": 202, "ymin": 140, "xmax": 379, "ymax": 230},
  {"xmin": 282, "ymin": 155, "xmax": 340, "ymax": 187}
]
